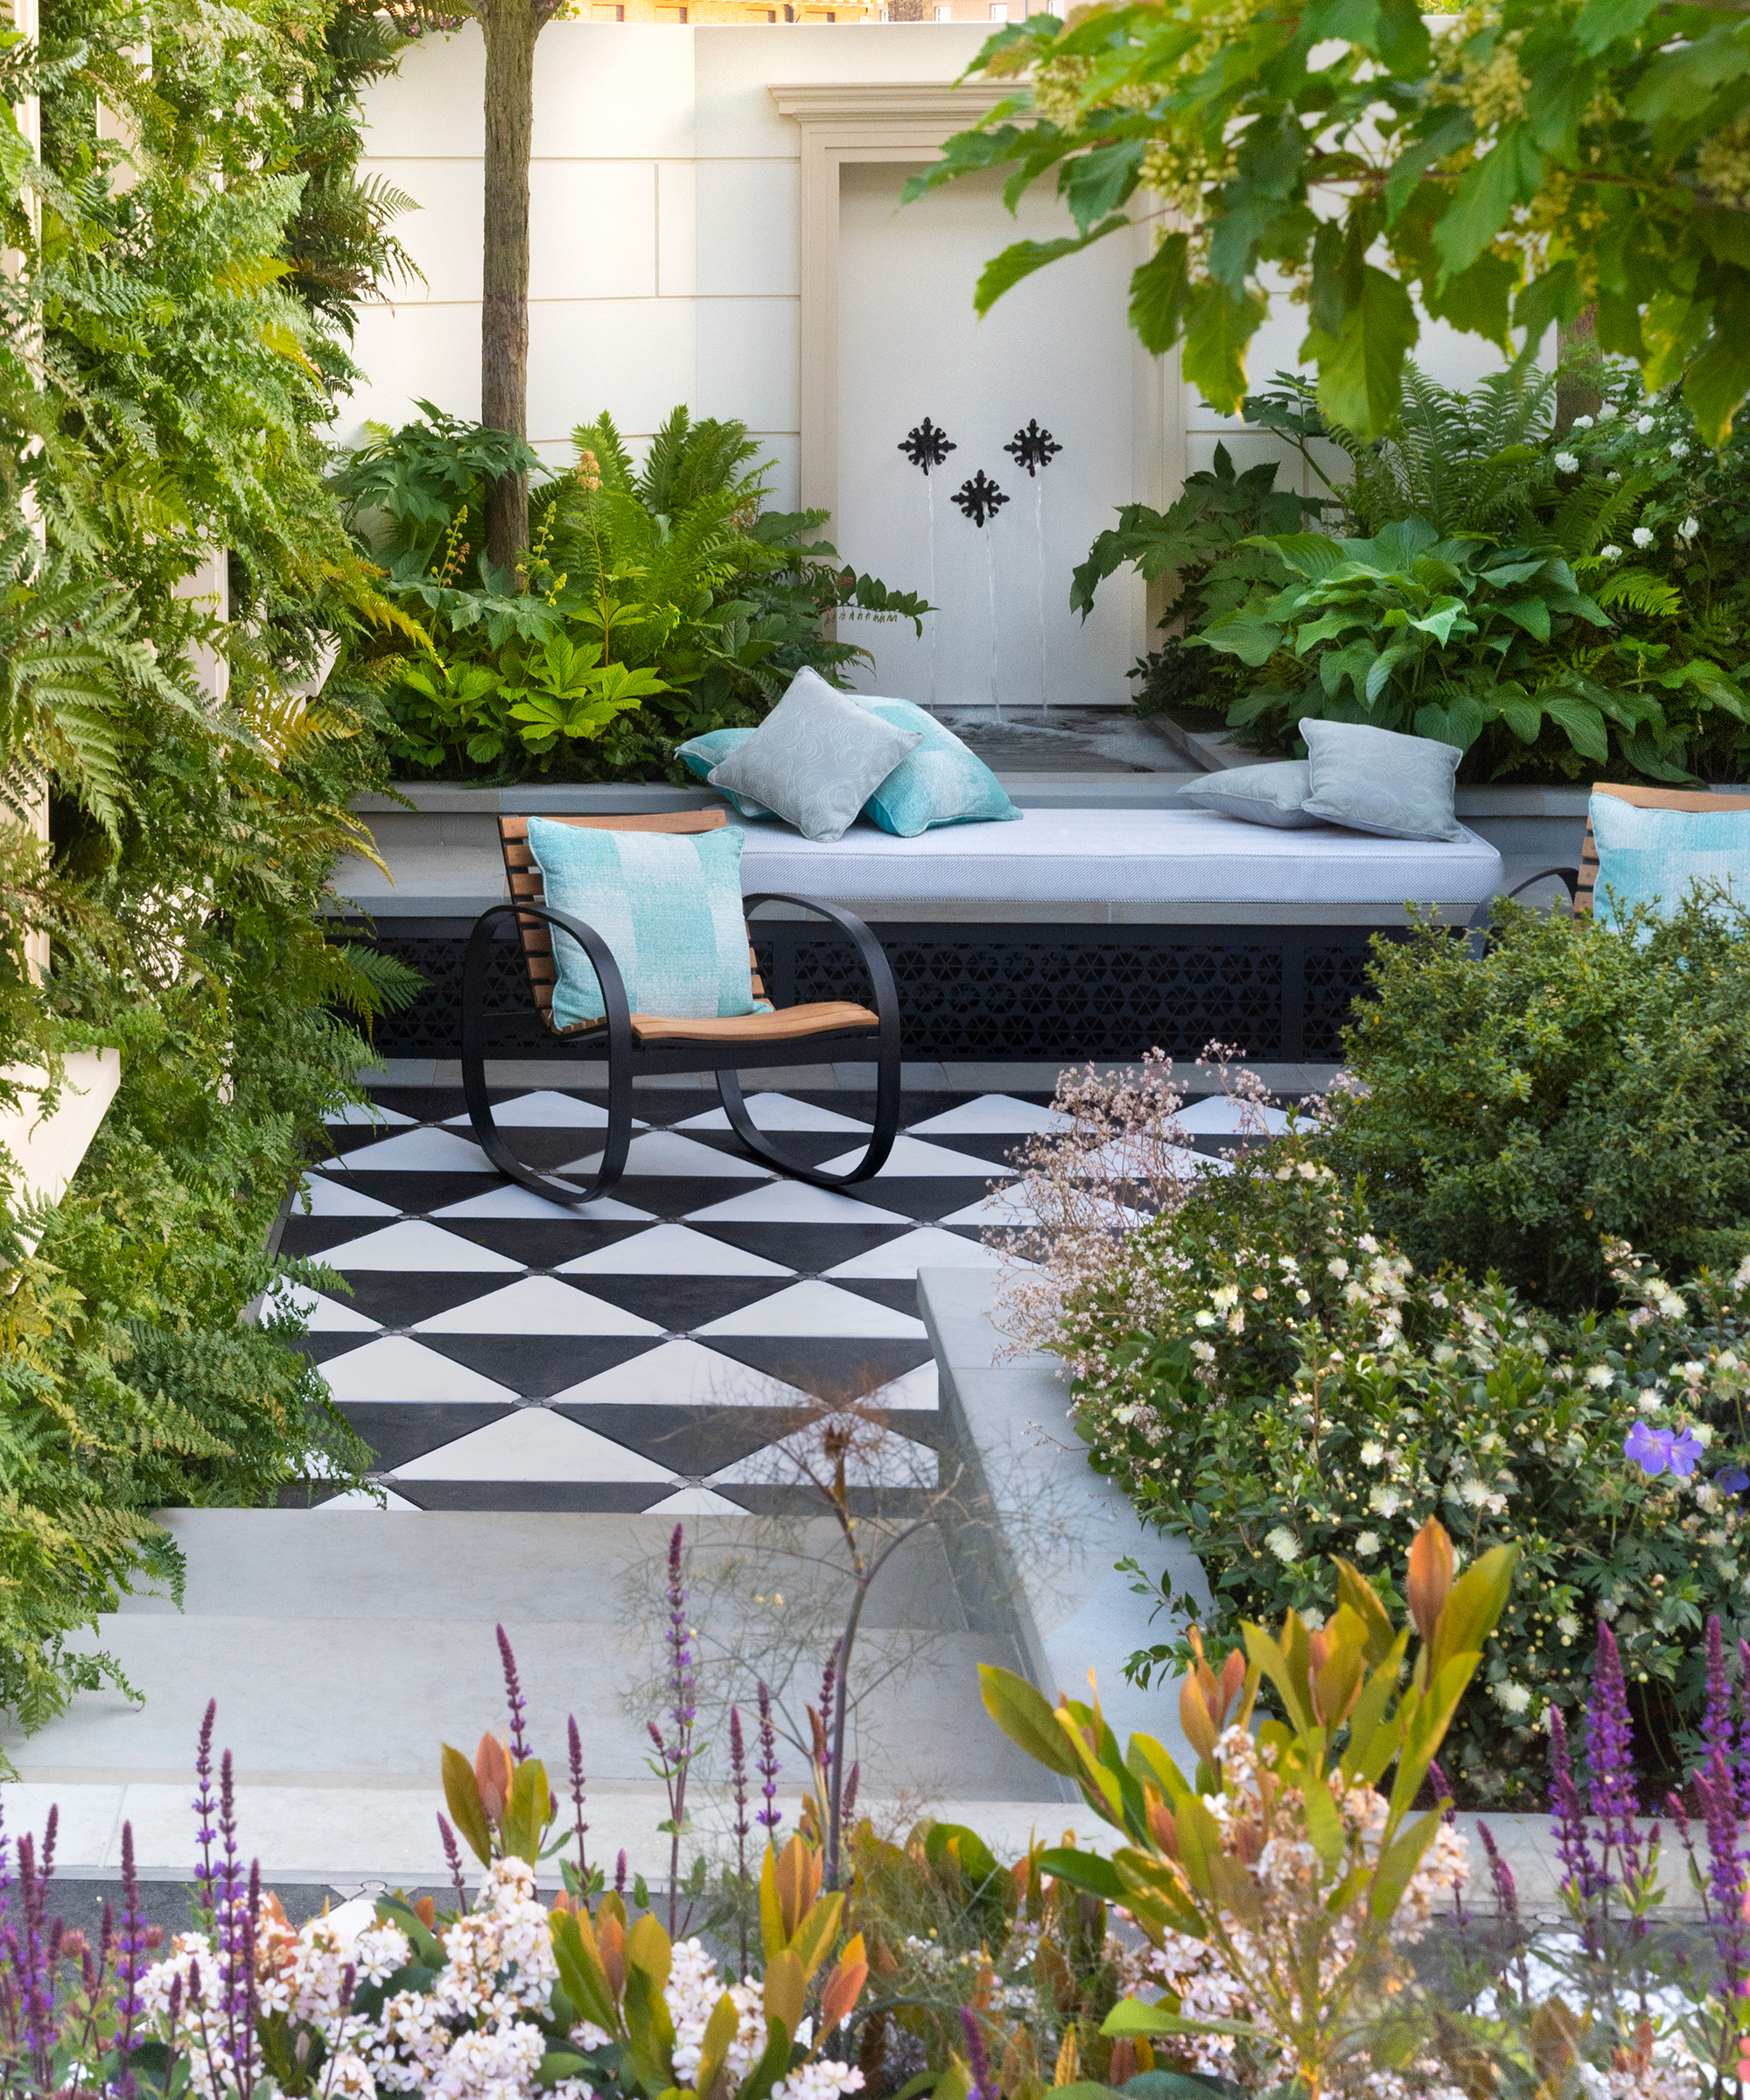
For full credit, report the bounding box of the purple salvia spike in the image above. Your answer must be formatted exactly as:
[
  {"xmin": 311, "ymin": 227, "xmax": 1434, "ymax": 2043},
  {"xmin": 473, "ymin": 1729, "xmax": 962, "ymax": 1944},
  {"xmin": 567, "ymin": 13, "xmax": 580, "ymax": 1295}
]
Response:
[
  {"xmin": 818, "ymin": 1643, "xmax": 839, "ymax": 1773},
  {"xmin": 1585, "ymin": 1620, "xmax": 1647, "ymax": 1931},
  {"xmin": 842, "ymin": 1761, "xmax": 860, "ymax": 1824},
  {"xmin": 437, "ymin": 1814, "xmax": 467, "ymax": 1913},
  {"xmin": 116, "ymin": 1821, "xmax": 144, "ymax": 2056},
  {"xmin": 614, "ymin": 1850, "xmax": 627, "ymax": 1896},
  {"xmin": 218, "ymin": 1748, "xmax": 245, "ymax": 2018},
  {"xmin": 1698, "ymin": 1746, "xmax": 1749, "ymax": 1999},
  {"xmin": 1478, "ymin": 1819, "xmax": 1520, "ymax": 1933},
  {"xmin": 1548, "ymin": 1704, "xmax": 1600, "ymax": 1951},
  {"xmin": 756, "ymin": 1680, "xmax": 782, "ymax": 1833},
  {"xmin": 192, "ymin": 1699, "xmax": 217, "ymax": 1916},
  {"xmin": 1736, "ymin": 1636, "xmax": 1750, "ymax": 1825},
  {"xmin": 567, "ymin": 1714, "xmax": 589, "ymax": 1882},
  {"xmin": 1429, "ymin": 1760, "xmax": 1468, "ymax": 1927},
  {"xmin": 959, "ymin": 2008, "xmax": 993, "ymax": 2100},
  {"xmin": 496, "ymin": 1625, "xmax": 530, "ymax": 1764},
  {"xmin": 729, "ymin": 1709, "xmax": 750, "ymax": 1842}
]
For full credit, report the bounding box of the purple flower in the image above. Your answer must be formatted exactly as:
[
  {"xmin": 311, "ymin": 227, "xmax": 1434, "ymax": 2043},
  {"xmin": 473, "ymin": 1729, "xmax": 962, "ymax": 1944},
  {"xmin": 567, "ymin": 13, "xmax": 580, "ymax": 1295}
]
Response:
[
  {"xmin": 497, "ymin": 1626, "xmax": 530, "ymax": 1763},
  {"xmin": 1625, "ymin": 1421, "xmax": 1704, "ymax": 1476},
  {"xmin": 1717, "ymin": 1466, "xmax": 1750, "ymax": 1494},
  {"xmin": 755, "ymin": 1680, "xmax": 782, "ymax": 1834}
]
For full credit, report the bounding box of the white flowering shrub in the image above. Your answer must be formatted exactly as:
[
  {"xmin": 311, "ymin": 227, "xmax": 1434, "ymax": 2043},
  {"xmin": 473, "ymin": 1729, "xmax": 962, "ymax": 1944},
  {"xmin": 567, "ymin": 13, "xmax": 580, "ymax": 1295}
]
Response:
[{"xmin": 1028, "ymin": 1102, "xmax": 1750, "ymax": 1798}]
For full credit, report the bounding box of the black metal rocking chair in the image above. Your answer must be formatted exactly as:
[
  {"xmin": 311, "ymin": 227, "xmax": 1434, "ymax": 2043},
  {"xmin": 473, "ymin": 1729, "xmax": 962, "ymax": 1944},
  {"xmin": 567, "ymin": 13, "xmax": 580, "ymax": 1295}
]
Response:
[{"xmin": 461, "ymin": 808, "xmax": 901, "ymax": 1208}]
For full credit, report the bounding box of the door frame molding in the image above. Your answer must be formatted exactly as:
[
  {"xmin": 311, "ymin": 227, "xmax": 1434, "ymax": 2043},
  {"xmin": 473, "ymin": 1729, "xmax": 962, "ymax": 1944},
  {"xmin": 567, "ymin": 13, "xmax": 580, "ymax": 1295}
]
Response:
[{"xmin": 768, "ymin": 77, "xmax": 1180, "ymax": 594}]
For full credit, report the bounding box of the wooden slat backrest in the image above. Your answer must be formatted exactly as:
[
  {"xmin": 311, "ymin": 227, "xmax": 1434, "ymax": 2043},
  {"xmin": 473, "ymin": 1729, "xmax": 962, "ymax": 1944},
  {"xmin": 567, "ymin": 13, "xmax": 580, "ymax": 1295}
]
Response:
[
  {"xmin": 498, "ymin": 809, "xmax": 768, "ymax": 1026},
  {"xmin": 1577, "ymin": 783, "xmax": 1750, "ymax": 914}
]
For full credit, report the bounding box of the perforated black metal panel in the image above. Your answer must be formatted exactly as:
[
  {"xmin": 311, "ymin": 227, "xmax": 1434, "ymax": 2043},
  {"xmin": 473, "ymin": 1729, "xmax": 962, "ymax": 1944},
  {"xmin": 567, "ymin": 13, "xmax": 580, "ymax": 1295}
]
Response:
[{"xmin": 338, "ymin": 917, "xmax": 1396, "ymax": 1063}]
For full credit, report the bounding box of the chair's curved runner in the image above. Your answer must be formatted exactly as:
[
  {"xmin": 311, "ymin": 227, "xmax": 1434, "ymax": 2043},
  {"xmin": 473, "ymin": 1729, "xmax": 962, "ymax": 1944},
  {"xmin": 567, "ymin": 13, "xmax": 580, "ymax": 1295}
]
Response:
[{"xmin": 461, "ymin": 809, "xmax": 901, "ymax": 1208}]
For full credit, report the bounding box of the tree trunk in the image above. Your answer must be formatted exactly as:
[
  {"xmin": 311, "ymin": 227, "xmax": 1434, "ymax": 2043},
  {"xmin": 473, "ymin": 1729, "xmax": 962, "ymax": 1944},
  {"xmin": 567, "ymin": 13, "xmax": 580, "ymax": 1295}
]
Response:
[
  {"xmin": 1555, "ymin": 307, "xmax": 1603, "ymax": 431},
  {"xmin": 480, "ymin": 0, "xmax": 536, "ymax": 579}
]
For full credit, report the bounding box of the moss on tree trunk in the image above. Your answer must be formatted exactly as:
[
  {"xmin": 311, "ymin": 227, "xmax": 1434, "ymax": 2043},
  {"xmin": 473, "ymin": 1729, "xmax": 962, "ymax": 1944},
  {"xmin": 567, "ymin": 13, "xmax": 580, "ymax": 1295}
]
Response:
[{"xmin": 480, "ymin": 0, "xmax": 539, "ymax": 578}]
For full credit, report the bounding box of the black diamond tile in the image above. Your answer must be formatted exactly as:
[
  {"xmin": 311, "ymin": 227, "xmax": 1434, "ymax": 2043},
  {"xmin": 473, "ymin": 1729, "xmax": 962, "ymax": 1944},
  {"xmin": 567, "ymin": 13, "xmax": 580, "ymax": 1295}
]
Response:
[
  {"xmin": 681, "ymin": 1131, "xmax": 861, "ymax": 1172},
  {"xmin": 558, "ymin": 1175, "xmax": 772, "ymax": 1222},
  {"xmin": 553, "ymin": 1404, "xmax": 809, "ymax": 1476},
  {"xmin": 329, "ymin": 1274, "xmax": 518, "ymax": 1326},
  {"xmin": 466, "ymin": 1128, "xmax": 615, "ymax": 1173},
  {"xmin": 623, "ymin": 1088, "xmax": 725, "ymax": 1127},
  {"xmin": 367, "ymin": 1088, "xmax": 469, "ymax": 1122},
  {"xmin": 280, "ymin": 1219, "xmax": 385, "ymax": 1261},
  {"xmin": 314, "ymin": 1172, "xmax": 504, "ymax": 1214},
  {"xmin": 284, "ymin": 1334, "xmax": 377, "ymax": 1367},
  {"xmin": 686, "ymin": 1224, "xmax": 914, "ymax": 1271},
  {"xmin": 435, "ymin": 1221, "xmax": 654, "ymax": 1268},
  {"xmin": 316, "ymin": 1124, "xmax": 415, "ymax": 1158},
  {"xmin": 942, "ymin": 1224, "xmax": 1034, "ymax": 1254},
  {"xmin": 335, "ymin": 1401, "xmax": 517, "ymax": 1471},
  {"xmin": 391, "ymin": 1482, "xmax": 677, "ymax": 1514},
  {"xmin": 841, "ymin": 1178, "xmax": 1002, "ymax": 1223},
  {"xmin": 830, "ymin": 1278, "xmax": 922, "ymax": 1320},
  {"xmin": 699, "ymin": 1338, "xmax": 934, "ymax": 1400},
  {"xmin": 415, "ymin": 1334, "xmax": 661, "ymax": 1400},
  {"xmin": 907, "ymin": 1134, "xmax": 1030, "ymax": 1170},
  {"xmin": 561, "ymin": 1275, "xmax": 796, "ymax": 1333}
]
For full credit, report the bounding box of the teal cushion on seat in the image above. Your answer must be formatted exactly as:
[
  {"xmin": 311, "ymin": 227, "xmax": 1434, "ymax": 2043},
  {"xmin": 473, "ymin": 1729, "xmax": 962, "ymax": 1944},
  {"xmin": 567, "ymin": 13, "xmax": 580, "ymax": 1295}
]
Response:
[
  {"xmin": 1591, "ymin": 793, "xmax": 1750, "ymax": 928},
  {"xmin": 525, "ymin": 818, "xmax": 771, "ymax": 1030},
  {"xmin": 674, "ymin": 728, "xmax": 772, "ymax": 819},
  {"xmin": 853, "ymin": 696, "xmax": 1019, "ymax": 836}
]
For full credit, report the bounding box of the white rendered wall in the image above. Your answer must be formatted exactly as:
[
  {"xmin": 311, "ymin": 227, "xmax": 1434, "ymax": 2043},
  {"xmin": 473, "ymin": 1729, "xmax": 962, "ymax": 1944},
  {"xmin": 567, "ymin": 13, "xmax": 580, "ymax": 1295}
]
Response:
[{"xmin": 351, "ymin": 24, "xmax": 1533, "ymax": 709}]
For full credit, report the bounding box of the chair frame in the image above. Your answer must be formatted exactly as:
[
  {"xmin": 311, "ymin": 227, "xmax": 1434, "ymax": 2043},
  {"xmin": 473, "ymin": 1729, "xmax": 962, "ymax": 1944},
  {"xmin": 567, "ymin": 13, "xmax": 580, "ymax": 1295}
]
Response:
[{"xmin": 460, "ymin": 822, "xmax": 903, "ymax": 1207}]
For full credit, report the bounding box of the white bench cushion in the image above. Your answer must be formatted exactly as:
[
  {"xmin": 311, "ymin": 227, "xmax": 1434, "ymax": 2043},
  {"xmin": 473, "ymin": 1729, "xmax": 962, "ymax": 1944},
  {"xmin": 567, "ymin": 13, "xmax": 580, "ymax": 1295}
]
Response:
[{"xmin": 735, "ymin": 808, "xmax": 1503, "ymax": 915}]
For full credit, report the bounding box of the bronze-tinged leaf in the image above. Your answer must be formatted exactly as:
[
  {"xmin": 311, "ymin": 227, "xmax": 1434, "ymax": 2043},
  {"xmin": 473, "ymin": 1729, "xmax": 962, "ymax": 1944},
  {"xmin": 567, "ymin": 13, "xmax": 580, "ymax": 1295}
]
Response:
[
  {"xmin": 772, "ymin": 1833, "xmax": 821, "ymax": 1946},
  {"xmin": 819, "ymin": 1934, "xmax": 868, "ymax": 2037},
  {"xmin": 1406, "ymin": 1517, "xmax": 1453, "ymax": 1649},
  {"xmin": 763, "ymin": 1947, "xmax": 805, "ymax": 2041},
  {"xmin": 474, "ymin": 1731, "xmax": 513, "ymax": 1824},
  {"xmin": 441, "ymin": 1742, "xmax": 494, "ymax": 1866}
]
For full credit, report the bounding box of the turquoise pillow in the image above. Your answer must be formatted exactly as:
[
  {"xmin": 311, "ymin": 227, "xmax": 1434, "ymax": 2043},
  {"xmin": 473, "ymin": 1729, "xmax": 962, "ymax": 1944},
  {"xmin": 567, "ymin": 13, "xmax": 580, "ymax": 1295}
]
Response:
[
  {"xmin": 854, "ymin": 696, "xmax": 1019, "ymax": 837},
  {"xmin": 525, "ymin": 818, "xmax": 771, "ymax": 1029},
  {"xmin": 673, "ymin": 728, "xmax": 773, "ymax": 819},
  {"xmin": 1591, "ymin": 793, "xmax": 1750, "ymax": 928}
]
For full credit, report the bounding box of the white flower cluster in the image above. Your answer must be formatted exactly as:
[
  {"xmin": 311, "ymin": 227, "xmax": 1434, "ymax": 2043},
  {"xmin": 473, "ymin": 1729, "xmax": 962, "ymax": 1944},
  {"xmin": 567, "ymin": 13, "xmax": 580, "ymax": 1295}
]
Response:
[
  {"xmin": 663, "ymin": 1938, "xmax": 767, "ymax": 2087},
  {"xmin": 139, "ymin": 1859, "xmax": 597, "ymax": 2100}
]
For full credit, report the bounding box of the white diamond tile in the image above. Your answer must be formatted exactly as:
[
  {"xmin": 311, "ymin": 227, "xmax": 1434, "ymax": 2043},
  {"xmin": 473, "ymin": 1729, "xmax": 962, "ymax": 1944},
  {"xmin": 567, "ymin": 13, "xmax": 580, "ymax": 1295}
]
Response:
[
  {"xmin": 557, "ymin": 1224, "xmax": 792, "ymax": 1278},
  {"xmin": 326, "ymin": 1103, "xmax": 416, "ymax": 1128},
  {"xmin": 550, "ymin": 1339, "xmax": 813, "ymax": 1410},
  {"xmin": 442, "ymin": 1090, "xmax": 647, "ymax": 1130},
  {"xmin": 263, "ymin": 1281, "xmax": 380, "ymax": 1334},
  {"xmin": 905, "ymin": 1096, "xmax": 1070, "ymax": 1136},
  {"xmin": 430, "ymin": 1185, "xmax": 652, "ymax": 1222},
  {"xmin": 1174, "ymin": 1097, "xmax": 1291, "ymax": 1135},
  {"xmin": 816, "ymin": 1136, "xmax": 1016, "ymax": 1180},
  {"xmin": 696, "ymin": 1280, "xmax": 926, "ymax": 1339},
  {"xmin": 684, "ymin": 1182, "xmax": 909, "ymax": 1226},
  {"xmin": 673, "ymin": 1093, "xmax": 872, "ymax": 1134},
  {"xmin": 824, "ymin": 1228, "xmax": 1017, "ymax": 1279},
  {"xmin": 935, "ymin": 1188, "xmax": 1045, "ymax": 1229},
  {"xmin": 297, "ymin": 1176, "xmax": 399, "ymax": 1219},
  {"xmin": 864, "ymin": 1362, "xmax": 939, "ymax": 1411},
  {"xmin": 322, "ymin": 1222, "xmax": 524, "ymax": 1272},
  {"xmin": 556, "ymin": 1131, "xmax": 777, "ymax": 1180},
  {"xmin": 710, "ymin": 1423, "xmax": 938, "ymax": 1489},
  {"xmin": 318, "ymin": 1336, "xmax": 518, "ymax": 1404},
  {"xmin": 412, "ymin": 1277, "xmax": 662, "ymax": 1336},
  {"xmin": 642, "ymin": 1485, "xmax": 749, "ymax": 1515},
  {"xmin": 393, "ymin": 1410, "xmax": 675, "ymax": 1483},
  {"xmin": 313, "ymin": 1129, "xmax": 494, "ymax": 1173},
  {"xmin": 1072, "ymin": 1139, "xmax": 1230, "ymax": 1181},
  {"xmin": 313, "ymin": 1488, "xmax": 420, "ymax": 1509}
]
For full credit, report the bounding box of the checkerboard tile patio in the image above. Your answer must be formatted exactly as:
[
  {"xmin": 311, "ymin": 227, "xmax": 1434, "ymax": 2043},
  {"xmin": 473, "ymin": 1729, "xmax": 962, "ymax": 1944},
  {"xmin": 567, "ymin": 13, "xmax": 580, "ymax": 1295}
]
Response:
[{"xmin": 273, "ymin": 1086, "xmax": 1064, "ymax": 1514}]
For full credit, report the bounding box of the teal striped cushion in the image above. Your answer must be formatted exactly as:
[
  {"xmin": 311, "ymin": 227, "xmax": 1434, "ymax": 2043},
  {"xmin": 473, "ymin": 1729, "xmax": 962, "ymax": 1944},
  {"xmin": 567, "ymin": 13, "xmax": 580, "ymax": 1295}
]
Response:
[
  {"xmin": 1591, "ymin": 794, "xmax": 1750, "ymax": 928},
  {"xmin": 526, "ymin": 820, "xmax": 770, "ymax": 1029}
]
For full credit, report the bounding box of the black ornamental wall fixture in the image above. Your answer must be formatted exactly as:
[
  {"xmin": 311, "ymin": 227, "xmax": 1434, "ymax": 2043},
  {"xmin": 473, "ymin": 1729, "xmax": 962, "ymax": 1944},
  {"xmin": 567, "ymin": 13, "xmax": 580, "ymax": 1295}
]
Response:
[{"xmin": 951, "ymin": 470, "xmax": 1008, "ymax": 527}]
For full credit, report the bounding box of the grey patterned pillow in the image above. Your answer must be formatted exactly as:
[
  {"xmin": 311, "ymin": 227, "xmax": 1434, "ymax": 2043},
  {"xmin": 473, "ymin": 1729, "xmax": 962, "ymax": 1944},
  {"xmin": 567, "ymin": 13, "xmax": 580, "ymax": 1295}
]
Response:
[
  {"xmin": 1175, "ymin": 760, "xmax": 1323, "ymax": 830},
  {"xmin": 709, "ymin": 668, "xmax": 922, "ymax": 843},
  {"xmin": 1298, "ymin": 718, "xmax": 1466, "ymax": 843}
]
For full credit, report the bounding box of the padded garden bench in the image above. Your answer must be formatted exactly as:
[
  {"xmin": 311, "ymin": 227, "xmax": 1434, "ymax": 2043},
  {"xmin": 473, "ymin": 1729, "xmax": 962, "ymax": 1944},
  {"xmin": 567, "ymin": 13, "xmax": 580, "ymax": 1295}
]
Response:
[{"xmin": 334, "ymin": 798, "xmax": 1508, "ymax": 1064}]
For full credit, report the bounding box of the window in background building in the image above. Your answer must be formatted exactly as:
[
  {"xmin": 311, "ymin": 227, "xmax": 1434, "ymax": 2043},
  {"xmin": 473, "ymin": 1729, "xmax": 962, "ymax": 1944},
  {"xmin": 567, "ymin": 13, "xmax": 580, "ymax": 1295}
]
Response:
[
  {"xmin": 989, "ymin": 4, "xmax": 1008, "ymax": 17},
  {"xmin": 933, "ymin": 5, "xmax": 950, "ymax": 16}
]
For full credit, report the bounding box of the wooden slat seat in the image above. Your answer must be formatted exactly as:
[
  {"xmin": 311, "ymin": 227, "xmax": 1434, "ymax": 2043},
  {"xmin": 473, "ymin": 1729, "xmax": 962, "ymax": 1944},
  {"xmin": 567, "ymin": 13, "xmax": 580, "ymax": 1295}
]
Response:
[{"xmin": 458, "ymin": 808, "xmax": 902, "ymax": 1207}]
